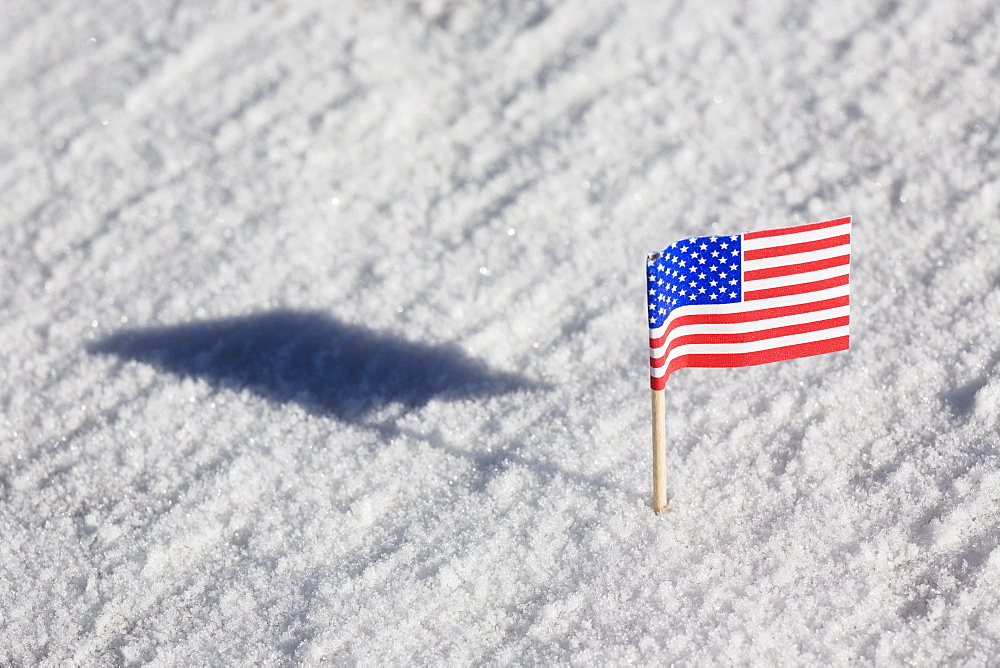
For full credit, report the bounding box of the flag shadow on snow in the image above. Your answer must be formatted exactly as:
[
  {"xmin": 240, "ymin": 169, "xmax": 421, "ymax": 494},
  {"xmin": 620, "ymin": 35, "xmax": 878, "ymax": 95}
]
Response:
[{"xmin": 88, "ymin": 310, "xmax": 531, "ymax": 420}]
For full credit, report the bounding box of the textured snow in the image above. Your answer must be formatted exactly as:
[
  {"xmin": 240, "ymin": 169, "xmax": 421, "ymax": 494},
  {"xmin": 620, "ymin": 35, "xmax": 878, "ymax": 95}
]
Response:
[{"xmin": 3, "ymin": 0, "xmax": 1000, "ymax": 663}]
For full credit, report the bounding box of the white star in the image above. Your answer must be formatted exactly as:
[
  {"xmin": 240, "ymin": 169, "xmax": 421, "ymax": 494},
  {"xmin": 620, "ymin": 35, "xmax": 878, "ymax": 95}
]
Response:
[
  {"xmin": 680, "ymin": 245, "xmax": 688, "ymax": 252},
  {"xmin": 680, "ymin": 289, "xmax": 687, "ymax": 296},
  {"xmin": 730, "ymin": 235, "xmax": 737, "ymax": 240},
  {"xmin": 657, "ymin": 278, "xmax": 664, "ymax": 285},
  {"xmin": 709, "ymin": 280, "xmax": 718, "ymax": 287},
  {"xmin": 729, "ymin": 291, "xmax": 737, "ymax": 298},
  {"xmin": 689, "ymin": 281, "xmax": 697, "ymax": 287},
  {"xmin": 657, "ymin": 293, "xmax": 666, "ymax": 301},
  {"xmin": 649, "ymin": 303, "xmax": 656, "ymax": 311},
  {"xmin": 719, "ymin": 272, "xmax": 727, "ymax": 279},
  {"xmin": 649, "ymin": 288, "xmax": 656, "ymax": 295},
  {"xmin": 709, "ymin": 265, "xmax": 718, "ymax": 272},
  {"xmin": 691, "ymin": 252, "xmax": 699, "ymax": 259},
  {"xmin": 679, "ymin": 260, "xmax": 686, "ymax": 267},
  {"xmin": 700, "ymin": 243, "xmax": 708, "ymax": 250},
  {"xmin": 699, "ymin": 287, "xmax": 707, "ymax": 294},
  {"xmin": 711, "ymin": 250, "xmax": 719, "ymax": 258},
  {"xmin": 730, "ymin": 279, "xmax": 738, "ymax": 285},
  {"xmin": 732, "ymin": 250, "xmax": 739, "ymax": 257},
  {"xmin": 650, "ymin": 316, "xmax": 656, "ymax": 323},
  {"xmin": 698, "ymin": 258, "xmax": 706, "ymax": 264},
  {"xmin": 720, "ymin": 242, "xmax": 729, "ymax": 249},
  {"xmin": 710, "ymin": 236, "xmax": 718, "ymax": 242},
  {"xmin": 710, "ymin": 293, "xmax": 718, "ymax": 300},
  {"xmin": 730, "ymin": 263, "xmax": 738, "ymax": 270},
  {"xmin": 698, "ymin": 272, "xmax": 707, "ymax": 279}
]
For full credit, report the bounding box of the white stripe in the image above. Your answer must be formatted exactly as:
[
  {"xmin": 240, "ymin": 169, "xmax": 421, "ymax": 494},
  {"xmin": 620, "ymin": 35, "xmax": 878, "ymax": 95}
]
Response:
[
  {"xmin": 649, "ymin": 305, "xmax": 850, "ymax": 358},
  {"xmin": 742, "ymin": 221, "xmax": 852, "ymax": 251},
  {"xmin": 648, "ymin": 284, "xmax": 850, "ymax": 339},
  {"xmin": 661, "ymin": 325, "xmax": 851, "ymax": 366},
  {"xmin": 742, "ymin": 245, "xmax": 851, "ymax": 271},
  {"xmin": 742, "ymin": 265, "xmax": 851, "ymax": 292}
]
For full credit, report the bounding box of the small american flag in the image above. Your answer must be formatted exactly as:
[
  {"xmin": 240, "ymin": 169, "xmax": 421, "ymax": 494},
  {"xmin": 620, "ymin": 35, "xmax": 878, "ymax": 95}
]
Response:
[{"xmin": 646, "ymin": 217, "xmax": 851, "ymax": 390}]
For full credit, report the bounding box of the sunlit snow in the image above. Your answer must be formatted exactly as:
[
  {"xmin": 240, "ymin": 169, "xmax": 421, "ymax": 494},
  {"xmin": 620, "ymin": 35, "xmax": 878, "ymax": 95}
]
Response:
[{"xmin": 3, "ymin": 1, "xmax": 1000, "ymax": 663}]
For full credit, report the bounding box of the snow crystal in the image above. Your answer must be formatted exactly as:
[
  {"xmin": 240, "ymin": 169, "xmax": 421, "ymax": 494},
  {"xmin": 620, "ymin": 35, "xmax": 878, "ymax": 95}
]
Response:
[{"xmin": 3, "ymin": 0, "xmax": 1000, "ymax": 663}]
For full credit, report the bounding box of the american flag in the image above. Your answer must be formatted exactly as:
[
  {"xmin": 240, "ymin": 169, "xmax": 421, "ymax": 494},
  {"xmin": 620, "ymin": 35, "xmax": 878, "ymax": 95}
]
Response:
[{"xmin": 646, "ymin": 217, "xmax": 851, "ymax": 390}]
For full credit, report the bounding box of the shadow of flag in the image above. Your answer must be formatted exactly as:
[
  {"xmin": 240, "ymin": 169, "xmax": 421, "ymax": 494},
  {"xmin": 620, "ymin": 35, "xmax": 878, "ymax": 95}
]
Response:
[{"xmin": 88, "ymin": 310, "xmax": 530, "ymax": 420}]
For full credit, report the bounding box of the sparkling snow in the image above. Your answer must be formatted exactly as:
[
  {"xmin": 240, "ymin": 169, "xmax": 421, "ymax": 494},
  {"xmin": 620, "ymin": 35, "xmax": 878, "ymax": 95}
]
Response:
[{"xmin": 3, "ymin": 0, "xmax": 1000, "ymax": 663}]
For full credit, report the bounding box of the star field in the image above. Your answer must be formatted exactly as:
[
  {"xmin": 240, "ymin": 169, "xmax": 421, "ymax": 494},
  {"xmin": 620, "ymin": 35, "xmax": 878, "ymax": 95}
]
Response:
[{"xmin": 646, "ymin": 234, "xmax": 743, "ymax": 328}]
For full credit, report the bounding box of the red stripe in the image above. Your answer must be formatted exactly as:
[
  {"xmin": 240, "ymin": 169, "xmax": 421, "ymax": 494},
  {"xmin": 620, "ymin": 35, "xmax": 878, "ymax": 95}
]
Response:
[
  {"xmin": 649, "ymin": 295, "xmax": 850, "ymax": 347},
  {"xmin": 743, "ymin": 217, "xmax": 850, "ymax": 240},
  {"xmin": 744, "ymin": 274, "xmax": 849, "ymax": 301},
  {"xmin": 662, "ymin": 316, "xmax": 849, "ymax": 350},
  {"xmin": 744, "ymin": 234, "xmax": 850, "ymax": 261},
  {"xmin": 650, "ymin": 315, "xmax": 848, "ymax": 364},
  {"xmin": 649, "ymin": 336, "xmax": 849, "ymax": 388},
  {"xmin": 743, "ymin": 254, "xmax": 850, "ymax": 281}
]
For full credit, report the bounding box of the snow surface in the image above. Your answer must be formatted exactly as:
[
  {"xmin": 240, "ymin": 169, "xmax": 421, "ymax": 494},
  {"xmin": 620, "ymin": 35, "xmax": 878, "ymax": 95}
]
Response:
[{"xmin": 3, "ymin": 0, "xmax": 1000, "ymax": 663}]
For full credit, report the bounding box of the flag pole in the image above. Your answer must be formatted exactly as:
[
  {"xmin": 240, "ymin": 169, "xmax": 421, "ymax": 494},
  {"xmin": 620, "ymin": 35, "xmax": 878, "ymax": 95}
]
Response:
[{"xmin": 651, "ymin": 387, "xmax": 668, "ymax": 513}]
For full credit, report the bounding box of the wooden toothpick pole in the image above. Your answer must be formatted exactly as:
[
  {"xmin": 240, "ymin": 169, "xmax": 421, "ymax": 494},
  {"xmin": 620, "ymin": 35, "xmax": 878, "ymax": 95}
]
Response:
[{"xmin": 651, "ymin": 387, "xmax": 668, "ymax": 513}]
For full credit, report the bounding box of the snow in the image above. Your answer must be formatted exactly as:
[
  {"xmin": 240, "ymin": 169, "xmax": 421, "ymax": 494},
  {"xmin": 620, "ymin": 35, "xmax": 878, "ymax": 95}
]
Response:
[{"xmin": 3, "ymin": 0, "xmax": 1000, "ymax": 662}]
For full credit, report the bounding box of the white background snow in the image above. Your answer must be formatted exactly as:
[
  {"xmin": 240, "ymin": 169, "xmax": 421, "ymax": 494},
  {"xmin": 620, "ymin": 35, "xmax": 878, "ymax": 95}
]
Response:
[{"xmin": 3, "ymin": 0, "xmax": 1000, "ymax": 663}]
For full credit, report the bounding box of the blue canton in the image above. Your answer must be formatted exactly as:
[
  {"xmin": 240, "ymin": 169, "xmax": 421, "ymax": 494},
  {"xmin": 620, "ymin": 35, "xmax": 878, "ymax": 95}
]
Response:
[{"xmin": 646, "ymin": 234, "xmax": 743, "ymax": 328}]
